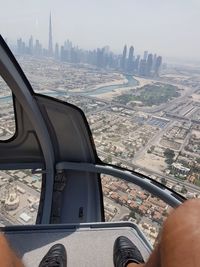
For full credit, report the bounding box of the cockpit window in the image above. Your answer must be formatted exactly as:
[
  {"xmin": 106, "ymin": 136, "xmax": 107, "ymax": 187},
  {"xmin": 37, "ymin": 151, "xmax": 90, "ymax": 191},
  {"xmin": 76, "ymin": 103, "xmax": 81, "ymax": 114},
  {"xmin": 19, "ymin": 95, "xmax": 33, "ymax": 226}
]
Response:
[
  {"xmin": 0, "ymin": 76, "xmax": 15, "ymax": 140},
  {"xmin": 101, "ymin": 174, "xmax": 172, "ymax": 246},
  {"xmin": 14, "ymin": 43, "xmax": 200, "ymax": 200},
  {"xmin": 3, "ymin": 1, "xmax": 200, "ymax": 202},
  {"xmin": 0, "ymin": 169, "xmax": 41, "ymax": 226}
]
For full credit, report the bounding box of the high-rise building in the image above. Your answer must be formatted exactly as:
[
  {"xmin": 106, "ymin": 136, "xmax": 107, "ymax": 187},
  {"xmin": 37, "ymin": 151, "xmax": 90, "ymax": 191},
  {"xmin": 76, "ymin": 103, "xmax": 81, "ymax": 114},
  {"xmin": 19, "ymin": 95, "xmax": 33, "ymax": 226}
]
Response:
[
  {"xmin": 143, "ymin": 51, "xmax": 148, "ymax": 61},
  {"xmin": 139, "ymin": 59, "xmax": 147, "ymax": 76},
  {"xmin": 48, "ymin": 13, "xmax": 53, "ymax": 56},
  {"xmin": 146, "ymin": 54, "xmax": 153, "ymax": 76},
  {"xmin": 152, "ymin": 53, "xmax": 157, "ymax": 71},
  {"xmin": 121, "ymin": 45, "xmax": 127, "ymax": 71},
  {"xmin": 17, "ymin": 38, "xmax": 22, "ymax": 54},
  {"xmin": 35, "ymin": 39, "xmax": 42, "ymax": 56},
  {"xmin": 134, "ymin": 55, "xmax": 140, "ymax": 72},
  {"xmin": 154, "ymin": 56, "xmax": 162, "ymax": 76},
  {"xmin": 64, "ymin": 40, "xmax": 72, "ymax": 50},
  {"xmin": 96, "ymin": 48, "xmax": 105, "ymax": 68},
  {"xmin": 127, "ymin": 46, "xmax": 134, "ymax": 73},
  {"xmin": 71, "ymin": 47, "xmax": 80, "ymax": 63},
  {"xmin": 29, "ymin": 36, "xmax": 33, "ymax": 55},
  {"xmin": 55, "ymin": 43, "xmax": 59, "ymax": 59}
]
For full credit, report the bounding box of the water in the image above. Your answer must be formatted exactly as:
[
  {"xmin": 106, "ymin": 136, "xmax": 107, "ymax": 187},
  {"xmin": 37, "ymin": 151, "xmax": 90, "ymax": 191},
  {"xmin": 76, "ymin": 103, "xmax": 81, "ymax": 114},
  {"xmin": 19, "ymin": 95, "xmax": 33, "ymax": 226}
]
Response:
[
  {"xmin": 0, "ymin": 75, "xmax": 138, "ymax": 101},
  {"xmin": 83, "ymin": 75, "xmax": 138, "ymax": 96},
  {"xmin": 0, "ymin": 95, "xmax": 13, "ymax": 103}
]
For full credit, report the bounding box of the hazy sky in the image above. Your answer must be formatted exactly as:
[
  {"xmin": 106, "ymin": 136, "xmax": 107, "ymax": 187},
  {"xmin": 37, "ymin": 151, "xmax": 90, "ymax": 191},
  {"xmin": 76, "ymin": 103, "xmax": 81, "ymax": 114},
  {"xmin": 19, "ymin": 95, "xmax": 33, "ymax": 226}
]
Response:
[{"xmin": 1, "ymin": 0, "xmax": 200, "ymax": 61}]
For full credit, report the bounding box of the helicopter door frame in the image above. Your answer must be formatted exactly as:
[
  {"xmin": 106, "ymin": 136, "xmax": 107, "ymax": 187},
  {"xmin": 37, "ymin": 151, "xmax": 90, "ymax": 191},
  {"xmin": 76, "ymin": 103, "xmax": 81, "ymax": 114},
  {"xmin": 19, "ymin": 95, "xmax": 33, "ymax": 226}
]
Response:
[{"xmin": 0, "ymin": 35, "xmax": 55, "ymax": 223}]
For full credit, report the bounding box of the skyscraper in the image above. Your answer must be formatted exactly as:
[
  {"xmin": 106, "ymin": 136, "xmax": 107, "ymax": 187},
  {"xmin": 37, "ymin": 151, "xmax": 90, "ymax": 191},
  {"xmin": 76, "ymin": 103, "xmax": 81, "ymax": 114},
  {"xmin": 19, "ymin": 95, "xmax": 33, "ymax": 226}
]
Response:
[
  {"xmin": 152, "ymin": 53, "xmax": 157, "ymax": 71},
  {"xmin": 55, "ymin": 43, "xmax": 59, "ymax": 59},
  {"xmin": 139, "ymin": 59, "xmax": 146, "ymax": 76},
  {"xmin": 154, "ymin": 56, "xmax": 162, "ymax": 76},
  {"xmin": 134, "ymin": 55, "xmax": 140, "ymax": 72},
  {"xmin": 146, "ymin": 54, "xmax": 153, "ymax": 76},
  {"xmin": 96, "ymin": 48, "xmax": 104, "ymax": 68},
  {"xmin": 143, "ymin": 51, "xmax": 148, "ymax": 61},
  {"xmin": 121, "ymin": 45, "xmax": 127, "ymax": 71},
  {"xmin": 17, "ymin": 38, "xmax": 23, "ymax": 54},
  {"xmin": 48, "ymin": 13, "xmax": 53, "ymax": 56},
  {"xmin": 127, "ymin": 46, "xmax": 134, "ymax": 73},
  {"xmin": 35, "ymin": 39, "xmax": 42, "ymax": 56},
  {"xmin": 29, "ymin": 36, "xmax": 33, "ymax": 55}
]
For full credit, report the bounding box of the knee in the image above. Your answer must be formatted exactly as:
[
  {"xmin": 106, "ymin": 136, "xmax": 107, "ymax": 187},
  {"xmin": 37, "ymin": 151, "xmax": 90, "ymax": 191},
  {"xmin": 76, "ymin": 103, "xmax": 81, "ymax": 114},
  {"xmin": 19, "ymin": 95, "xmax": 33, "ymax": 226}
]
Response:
[
  {"xmin": 170, "ymin": 199, "xmax": 200, "ymax": 222},
  {"xmin": 163, "ymin": 199, "xmax": 200, "ymax": 238}
]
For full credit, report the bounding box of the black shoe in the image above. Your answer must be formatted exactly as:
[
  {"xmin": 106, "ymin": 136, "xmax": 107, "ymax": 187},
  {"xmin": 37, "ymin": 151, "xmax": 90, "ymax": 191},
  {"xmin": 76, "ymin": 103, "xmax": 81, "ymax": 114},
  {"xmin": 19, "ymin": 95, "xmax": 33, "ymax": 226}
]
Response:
[
  {"xmin": 39, "ymin": 243, "xmax": 67, "ymax": 267},
  {"xmin": 113, "ymin": 236, "xmax": 144, "ymax": 267}
]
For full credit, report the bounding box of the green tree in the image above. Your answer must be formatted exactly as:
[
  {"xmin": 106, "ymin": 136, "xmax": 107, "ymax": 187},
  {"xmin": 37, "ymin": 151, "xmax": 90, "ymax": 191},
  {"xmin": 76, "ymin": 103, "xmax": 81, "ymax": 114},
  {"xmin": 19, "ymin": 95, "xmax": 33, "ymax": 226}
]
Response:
[
  {"xmin": 161, "ymin": 177, "xmax": 167, "ymax": 185},
  {"xmin": 129, "ymin": 211, "xmax": 136, "ymax": 219},
  {"xmin": 181, "ymin": 185, "xmax": 188, "ymax": 194},
  {"xmin": 106, "ymin": 155, "xmax": 112, "ymax": 163},
  {"xmin": 164, "ymin": 148, "xmax": 175, "ymax": 159},
  {"xmin": 166, "ymin": 158, "xmax": 174, "ymax": 165},
  {"xmin": 164, "ymin": 148, "xmax": 175, "ymax": 166}
]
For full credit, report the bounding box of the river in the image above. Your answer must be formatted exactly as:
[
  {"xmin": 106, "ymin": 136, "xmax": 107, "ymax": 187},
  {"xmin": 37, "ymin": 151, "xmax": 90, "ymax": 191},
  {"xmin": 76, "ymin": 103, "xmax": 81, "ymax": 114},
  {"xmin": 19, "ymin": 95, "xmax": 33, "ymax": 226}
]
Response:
[
  {"xmin": 0, "ymin": 75, "xmax": 138, "ymax": 101},
  {"xmin": 82, "ymin": 75, "xmax": 138, "ymax": 96}
]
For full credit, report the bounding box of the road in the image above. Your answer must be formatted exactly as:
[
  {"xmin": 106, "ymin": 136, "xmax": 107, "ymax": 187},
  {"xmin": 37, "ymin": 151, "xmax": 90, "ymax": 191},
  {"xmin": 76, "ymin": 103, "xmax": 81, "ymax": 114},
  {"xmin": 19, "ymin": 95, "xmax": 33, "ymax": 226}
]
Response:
[
  {"xmin": 98, "ymin": 150, "xmax": 200, "ymax": 194},
  {"xmin": 135, "ymin": 164, "xmax": 200, "ymax": 194},
  {"xmin": 104, "ymin": 196, "xmax": 130, "ymax": 221},
  {"xmin": 133, "ymin": 121, "xmax": 175, "ymax": 161}
]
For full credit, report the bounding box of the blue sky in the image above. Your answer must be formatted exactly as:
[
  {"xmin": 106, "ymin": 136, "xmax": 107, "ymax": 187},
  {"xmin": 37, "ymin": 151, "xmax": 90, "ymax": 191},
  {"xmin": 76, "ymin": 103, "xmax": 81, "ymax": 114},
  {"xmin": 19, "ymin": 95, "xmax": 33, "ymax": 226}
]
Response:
[{"xmin": 1, "ymin": 0, "xmax": 200, "ymax": 61}]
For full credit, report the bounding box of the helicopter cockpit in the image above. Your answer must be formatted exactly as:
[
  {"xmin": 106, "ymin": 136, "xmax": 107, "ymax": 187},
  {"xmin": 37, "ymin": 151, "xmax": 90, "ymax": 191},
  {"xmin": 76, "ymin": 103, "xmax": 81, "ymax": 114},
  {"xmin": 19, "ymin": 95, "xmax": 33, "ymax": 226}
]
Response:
[{"xmin": 0, "ymin": 35, "xmax": 185, "ymax": 266}]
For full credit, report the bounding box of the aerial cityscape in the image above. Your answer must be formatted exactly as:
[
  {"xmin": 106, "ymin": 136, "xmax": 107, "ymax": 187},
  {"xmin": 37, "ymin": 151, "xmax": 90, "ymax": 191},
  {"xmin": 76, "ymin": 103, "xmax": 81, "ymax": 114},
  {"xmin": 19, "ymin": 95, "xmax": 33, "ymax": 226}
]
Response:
[
  {"xmin": 0, "ymin": 13, "xmax": 200, "ymax": 246},
  {"xmin": 11, "ymin": 14, "xmax": 162, "ymax": 79}
]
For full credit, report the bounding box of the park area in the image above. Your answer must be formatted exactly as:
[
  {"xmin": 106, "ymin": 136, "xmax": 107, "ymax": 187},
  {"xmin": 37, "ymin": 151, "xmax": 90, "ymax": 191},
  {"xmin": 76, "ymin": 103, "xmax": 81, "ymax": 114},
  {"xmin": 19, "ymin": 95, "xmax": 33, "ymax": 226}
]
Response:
[{"xmin": 116, "ymin": 82, "xmax": 180, "ymax": 106}]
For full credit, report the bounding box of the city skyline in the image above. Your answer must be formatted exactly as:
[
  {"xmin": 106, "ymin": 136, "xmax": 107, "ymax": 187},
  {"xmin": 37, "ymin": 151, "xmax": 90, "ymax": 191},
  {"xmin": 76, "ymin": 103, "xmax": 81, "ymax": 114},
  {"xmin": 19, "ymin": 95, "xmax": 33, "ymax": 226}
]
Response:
[
  {"xmin": 11, "ymin": 12, "xmax": 163, "ymax": 77},
  {"xmin": 1, "ymin": 0, "xmax": 200, "ymax": 63},
  {"xmin": 11, "ymin": 13, "xmax": 162, "ymax": 62},
  {"xmin": 7, "ymin": 12, "xmax": 161, "ymax": 78}
]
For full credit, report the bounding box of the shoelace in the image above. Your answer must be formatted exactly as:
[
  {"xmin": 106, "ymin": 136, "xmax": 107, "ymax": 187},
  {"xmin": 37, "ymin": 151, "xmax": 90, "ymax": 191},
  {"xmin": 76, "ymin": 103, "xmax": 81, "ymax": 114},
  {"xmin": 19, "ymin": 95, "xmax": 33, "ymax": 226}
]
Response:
[
  {"xmin": 121, "ymin": 248, "xmax": 134, "ymax": 258},
  {"xmin": 40, "ymin": 255, "xmax": 61, "ymax": 267}
]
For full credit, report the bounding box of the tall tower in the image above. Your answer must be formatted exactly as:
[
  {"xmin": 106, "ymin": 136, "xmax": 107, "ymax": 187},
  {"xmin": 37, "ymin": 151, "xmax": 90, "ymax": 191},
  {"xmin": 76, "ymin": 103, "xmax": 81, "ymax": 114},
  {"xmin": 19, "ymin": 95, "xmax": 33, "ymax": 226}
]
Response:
[
  {"xmin": 143, "ymin": 50, "xmax": 148, "ymax": 61},
  {"xmin": 48, "ymin": 13, "xmax": 53, "ymax": 56},
  {"xmin": 127, "ymin": 46, "xmax": 134, "ymax": 72},
  {"xmin": 121, "ymin": 45, "xmax": 127, "ymax": 71},
  {"xmin": 154, "ymin": 56, "xmax": 162, "ymax": 76},
  {"xmin": 146, "ymin": 53, "xmax": 153, "ymax": 76},
  {"xmin": 29, "ymin": 36, "xmax": 33, "ymax": 55}
]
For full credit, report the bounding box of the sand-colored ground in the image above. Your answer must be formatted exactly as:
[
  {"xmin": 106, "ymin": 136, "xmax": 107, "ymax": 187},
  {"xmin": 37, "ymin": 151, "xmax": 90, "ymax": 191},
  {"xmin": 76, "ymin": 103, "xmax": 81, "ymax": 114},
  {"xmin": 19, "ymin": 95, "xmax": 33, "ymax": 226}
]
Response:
[
  {"xmin": 192, "ymin": 130, "xmax": 200, "ymax": 138},
  {"xmin": 69, "ymin": 77, "xmax": 127, "ymax": 93},
  {"xmin": 135, "ymin": 76, "xmax": 155, "ymax": 87},
  {"xmin": 135, "ymin": 152, "xmax": 167, "ymax": 174},
  {"xmin": 95, "ymin": 76, "xmax": 154, "ymax": 100},
  {"xmin": 91, "ymin": 86, "xmax": 131, "ymax": 99},
  {"xmin": 162, "ymin": 74, "xmax": 191, "ymax": 79},
  {"xmin": 192, "ymin": 94, "xmax": 200, "ymax": 102}
]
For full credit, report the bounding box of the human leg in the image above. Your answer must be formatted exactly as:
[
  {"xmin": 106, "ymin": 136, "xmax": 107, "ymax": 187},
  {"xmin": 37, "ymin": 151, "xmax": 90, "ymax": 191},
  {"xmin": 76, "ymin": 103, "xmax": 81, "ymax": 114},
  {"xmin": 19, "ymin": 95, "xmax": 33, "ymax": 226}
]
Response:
[
  {"xmin": 115, "ymin": 199, "xmax": 200, "ymax": 267},
  {"xmin": 0, "ymin": 233, "xmax": 24, "ymax": 267},
  {"xmin": 0, "ymin": 234, "xmax": 67, "ymax": 267},
  {"xmin": 158, "ymin": 198, "xmax": 200, "ymax": 267}
]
